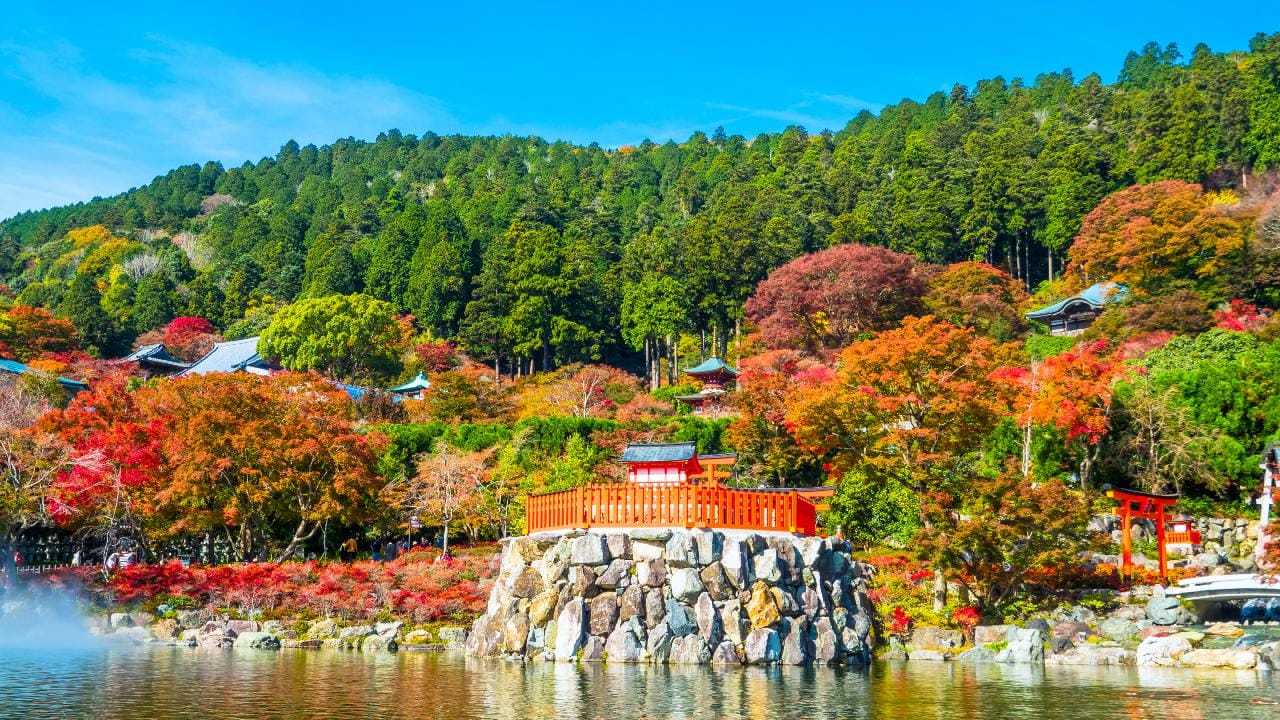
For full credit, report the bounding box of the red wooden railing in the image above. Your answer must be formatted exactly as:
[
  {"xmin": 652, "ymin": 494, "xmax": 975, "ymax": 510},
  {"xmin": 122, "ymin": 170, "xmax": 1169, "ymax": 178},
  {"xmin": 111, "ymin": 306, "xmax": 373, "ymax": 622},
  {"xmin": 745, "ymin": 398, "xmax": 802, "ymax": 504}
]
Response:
[
  {"xmin": 1164, "ymin": 530, "xmax": 1202, "ymax": 545},
  {"xmin": 525, "ymin": 483, "xmax": 819, "ymax": 535}
]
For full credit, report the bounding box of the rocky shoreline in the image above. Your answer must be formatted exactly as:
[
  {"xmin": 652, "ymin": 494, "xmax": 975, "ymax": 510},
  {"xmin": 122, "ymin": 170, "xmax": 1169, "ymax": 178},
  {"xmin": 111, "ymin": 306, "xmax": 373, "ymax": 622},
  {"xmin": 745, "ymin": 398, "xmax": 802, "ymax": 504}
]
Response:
[
  {"xmin": 896, "ymin": 588, "xmax": 1280, "ymax": 671},
  {"xmin": 87, "ymin": 610, "xmax": 470, "ymax": 653}
]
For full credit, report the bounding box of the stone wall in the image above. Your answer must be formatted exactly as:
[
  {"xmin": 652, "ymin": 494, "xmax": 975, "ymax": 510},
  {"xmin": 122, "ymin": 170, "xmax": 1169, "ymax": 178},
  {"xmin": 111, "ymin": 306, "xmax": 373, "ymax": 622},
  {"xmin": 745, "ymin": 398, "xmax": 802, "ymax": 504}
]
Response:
[{"xmin": 466, "ymin": 528, "xmax": 875, "ymax": 666}]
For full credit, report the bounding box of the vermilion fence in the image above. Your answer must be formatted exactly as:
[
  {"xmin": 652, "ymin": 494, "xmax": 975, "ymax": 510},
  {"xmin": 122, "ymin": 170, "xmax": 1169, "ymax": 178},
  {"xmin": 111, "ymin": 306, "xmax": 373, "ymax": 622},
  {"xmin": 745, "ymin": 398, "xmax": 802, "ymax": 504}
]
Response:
[{"xmin": 525, "ymin": 483, "xmax": 819, "ymax": 535}]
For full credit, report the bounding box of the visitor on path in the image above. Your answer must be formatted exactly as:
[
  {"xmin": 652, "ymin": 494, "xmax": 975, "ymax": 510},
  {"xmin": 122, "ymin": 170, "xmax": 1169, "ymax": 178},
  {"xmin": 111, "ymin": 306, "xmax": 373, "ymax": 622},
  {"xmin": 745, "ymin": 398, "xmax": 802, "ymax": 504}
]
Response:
[
  {"xmin": 340, "ymin": 538, "xmax": 357, "ymax": 562},
  {"xmin": 105, "ymin": 550, "xmax": 121, "ymax": 572},
  {"xmin": 383, "ymin": 540, "xmax": 397, "ymax": 562}
]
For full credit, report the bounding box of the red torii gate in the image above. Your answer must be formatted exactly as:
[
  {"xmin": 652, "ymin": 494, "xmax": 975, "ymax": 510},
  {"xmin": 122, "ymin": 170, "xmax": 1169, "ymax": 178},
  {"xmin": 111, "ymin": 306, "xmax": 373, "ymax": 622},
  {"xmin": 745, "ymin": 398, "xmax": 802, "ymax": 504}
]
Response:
[{"xmin": 1103, "ymin": 485, "xmax": 1180, "ymax": 580}]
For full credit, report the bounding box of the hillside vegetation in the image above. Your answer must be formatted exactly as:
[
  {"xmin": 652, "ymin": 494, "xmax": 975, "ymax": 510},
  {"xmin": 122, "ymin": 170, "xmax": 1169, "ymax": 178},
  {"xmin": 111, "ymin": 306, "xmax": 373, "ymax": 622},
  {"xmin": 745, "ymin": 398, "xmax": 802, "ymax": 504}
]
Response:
[{"xmin": 4, "ymin": 35, "xmax": 1280, "ymax": 368}]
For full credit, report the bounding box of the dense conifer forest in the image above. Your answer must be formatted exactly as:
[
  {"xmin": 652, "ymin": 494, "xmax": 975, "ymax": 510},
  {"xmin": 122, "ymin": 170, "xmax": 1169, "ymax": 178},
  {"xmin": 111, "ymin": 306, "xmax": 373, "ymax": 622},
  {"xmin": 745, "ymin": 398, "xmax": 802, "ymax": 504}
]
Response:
[{"xmin": 4, "ymin": 35, "xmax": 1280, "ymax": 369}]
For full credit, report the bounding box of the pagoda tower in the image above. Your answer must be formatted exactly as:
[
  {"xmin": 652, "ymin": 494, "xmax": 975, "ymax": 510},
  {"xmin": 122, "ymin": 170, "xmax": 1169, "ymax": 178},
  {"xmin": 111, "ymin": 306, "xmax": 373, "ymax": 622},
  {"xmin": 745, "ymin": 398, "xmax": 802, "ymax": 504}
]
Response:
[{"xmin": 674, "ymin": 358, "xmax": 739, "ymax": 418}]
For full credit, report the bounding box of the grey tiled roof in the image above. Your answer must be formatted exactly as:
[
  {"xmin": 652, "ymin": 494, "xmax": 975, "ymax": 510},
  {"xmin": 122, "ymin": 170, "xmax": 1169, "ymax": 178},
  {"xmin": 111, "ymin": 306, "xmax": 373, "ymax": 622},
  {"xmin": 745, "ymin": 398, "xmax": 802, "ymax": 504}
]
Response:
[
  {"xmin": 177, "ymin": 337, "xmax": 266, "ymax": 376},
  {"xmin": 620, "ymin": 442, "xmax": 698, "ymax": 463}
]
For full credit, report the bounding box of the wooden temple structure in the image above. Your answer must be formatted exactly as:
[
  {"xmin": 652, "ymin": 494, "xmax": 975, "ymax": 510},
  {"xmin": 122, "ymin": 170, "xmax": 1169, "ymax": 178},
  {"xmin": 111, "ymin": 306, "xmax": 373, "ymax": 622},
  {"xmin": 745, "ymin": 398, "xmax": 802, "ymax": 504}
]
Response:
[
  {"xmin": 525, "ymin": 442, "xmax": 834, "ymax": 536},
  {"xmin": 1104, "ymin": 485, "xmax": 1200, "ymax": 580},
  {"xmin": 1025, "ymin": 282, "xmax": 1127, "ymax": 336},
  {"xmin": 674, "ymin": 358, "xmax": 738, "ymax": 417}
]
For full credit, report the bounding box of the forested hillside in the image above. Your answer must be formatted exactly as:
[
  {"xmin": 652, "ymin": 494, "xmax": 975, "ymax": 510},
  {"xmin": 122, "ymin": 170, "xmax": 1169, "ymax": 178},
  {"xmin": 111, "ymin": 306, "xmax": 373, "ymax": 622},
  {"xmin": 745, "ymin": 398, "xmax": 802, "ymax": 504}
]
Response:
[{"xmin": 3, "ymin": 34, "xmax": 1280, "ymax": 368}]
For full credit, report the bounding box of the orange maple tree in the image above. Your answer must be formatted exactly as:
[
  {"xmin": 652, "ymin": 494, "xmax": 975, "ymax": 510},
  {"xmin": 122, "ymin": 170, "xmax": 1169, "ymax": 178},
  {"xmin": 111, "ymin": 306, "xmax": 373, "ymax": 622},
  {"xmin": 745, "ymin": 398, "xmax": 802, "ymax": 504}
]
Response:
[
  {"xmin": 1066, "ymin": 180, "xmax": 1253, "ymax": 296},
  {"xmin": 995, "ymin": 339, "xmax": 1130, "ymax": 486},
  {"xmin": 44, "ymin": 372, "xmax": 388, "ymax": 562},
  {"xmin": 784, "ymin": 316, "xmax": 1020, "ymax": 610}
]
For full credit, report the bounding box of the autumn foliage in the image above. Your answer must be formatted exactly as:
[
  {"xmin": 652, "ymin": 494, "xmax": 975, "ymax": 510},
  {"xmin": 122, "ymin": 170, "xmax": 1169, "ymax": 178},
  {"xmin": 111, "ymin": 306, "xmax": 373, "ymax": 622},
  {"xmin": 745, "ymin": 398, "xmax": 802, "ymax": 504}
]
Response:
[
  {"xmin": 744, "ymin": 244, "xmax": 926, "ymax": 356},
  {"xmin": 1066, "ymin": 181, "xmax": 1253, "ymax": 297},
  {"xmin": 42, "ymin": 372, "xmax": 388, "ymax": 562},
  {"xmin": 78, "ymin": 552, "xmax": 497, "ymax": 623}
]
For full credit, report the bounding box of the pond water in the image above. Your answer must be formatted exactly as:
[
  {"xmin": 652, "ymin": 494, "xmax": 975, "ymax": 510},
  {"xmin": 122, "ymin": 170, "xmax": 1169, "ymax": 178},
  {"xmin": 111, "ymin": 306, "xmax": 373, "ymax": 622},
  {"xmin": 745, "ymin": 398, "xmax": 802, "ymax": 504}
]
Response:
[{"xmin": 2, "ymin": 646, "xmax": 1280, "ymax": 719}]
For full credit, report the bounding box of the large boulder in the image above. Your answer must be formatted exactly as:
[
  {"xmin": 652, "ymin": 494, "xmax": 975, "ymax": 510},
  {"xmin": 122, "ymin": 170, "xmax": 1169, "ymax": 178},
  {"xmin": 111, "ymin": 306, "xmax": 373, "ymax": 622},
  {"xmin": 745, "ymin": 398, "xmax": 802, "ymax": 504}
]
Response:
[
  {"xmin": 604, "ymin": 618, "xmax": 646, "ymax": 663},
  {"xmin": 721, "ymin": 600, "xmax": 750, "ymax": 645},
  {"xmin": 1136, "ymin": 636, "xmax": 1192, "ymax": 667},
  {"xmin": 605, "ymin": 534, "xmax": 632, "ymax": 561},
  {"xmin": 669, "ymin": 567, "xmax": 705, "ymax": 603},
  {"xmin": 780, "ymin": 617, "xmax": 811, "ymax": 665},
  {"xmin": 1204, "ymin": 622, "xmax": 1244, "ymax": 638},
  {"xmin": 227, "ymin": 620, "xmax": 260, "ymax": 635},
  {"xmin": 699, "ymin": 563, "xmax": 734, "ymax": 601},
  {"xmin": 646, "ymin": 621, "xmax": 674, "ymax": 663},
  {"xmin": 554, "ymin": 598, "xmax": 588, "ymax": 662},
  {"xmin": 1098, "ymin": 618, "xmax": 1139, "ymax": 642},
  {"xmin": 196, "ymin": 623, "xmax": 236, "ymax": 649},
  {"xmin": 589, "ymin": 593, "xmax": 619, "ymax": 636},
  {"xmin": 361, "ymin": 634, "xmax": 397, "ymax": 652},
  {"xmin": 1181, "ymin": 648, "xmax": 1257, "ymax": 669},
  {"xmin": 1145, "ymin": 597, "xmax": 1181, "ymax": 626},
  {"xmin": 579, "ymin": 635, "xmax": 605, "ymax": 662},
  {"xmin": 510, "ymin": 567, "xmax": 546, "ymax": 598},
  {"xmin": 666, "ymin": 532, "xmax": 700, "ymax": 567},
  {"xmin": 644, "ymin": 590, "xmax": 667, "ymax": 629},
  {"xmin": 596, "ymin": 559, "xmax": 632, "ymax": 589},
  {"xmin": 721, "ymin": 536, "xmax": 751, "ymax": 589},
  {"xmin": 466, "ymin": 615, "xmax": 502, "ymax": 657},
  {"xmin": 695, "ymin": 593, "xmax": 722, "ymax": 644},
  {"xmin": 746, "ymin": 582, "xmax": 781, "ymax": 629},
  {"xmin": 753, "ymin": 549, "xmax": 783, "ymax": 585},
  {"xmin": 618, "ymin": 584, "xmax": 645, "ymax": 624},
  {"xmin": 438, "ymin": 627, "xmax": 467, "ymax": 645},
  {"xmin": 693, "ymin": 530, "xmax": 722, "ymax": 565},
  {"xmin": 529, "ymin": 590, "xmax": 560, "ymax": 627},
  {"xmin": 670, "ymin": 635, "xmax": 713, "ymax": 664},
  {"xmin": 909, "ymin": 626, "xmax": 964, "ymax": 651},
  {"xmin": 570, "ymin": 534, "xmax": 610, "ymax": 566},
  {"xmin": 233, "ymin": 632, "xmax": 281, "ymax": 650},
  {"xmin": 665, "ymin": 599, "xmax": 696, "ymax": 638},
  {"xmin": 744, "ymin": 628, "xmax": 781, "ymax": 664},
  {"xmin": 150, "ymin": 618, "xmax": 181, "ymax": 642},
  {"xmin": 711, "ymin": 640, "xmax": 741, "ymax": 664},
  {"xmin": 996, "ymin": 629, "xmax": 1044, "ymax": 664},
  {"xmin": 635, "ymin": 558, "xmax": 667, "ymax": 588}
]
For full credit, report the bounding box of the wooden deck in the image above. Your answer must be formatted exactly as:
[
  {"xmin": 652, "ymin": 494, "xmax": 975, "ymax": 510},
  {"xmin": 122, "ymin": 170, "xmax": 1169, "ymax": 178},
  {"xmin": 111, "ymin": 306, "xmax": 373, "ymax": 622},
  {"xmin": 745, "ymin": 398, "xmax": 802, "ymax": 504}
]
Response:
[{"xmin": 525, "ymin": 483, "xmax": 820, "ymax": 535}]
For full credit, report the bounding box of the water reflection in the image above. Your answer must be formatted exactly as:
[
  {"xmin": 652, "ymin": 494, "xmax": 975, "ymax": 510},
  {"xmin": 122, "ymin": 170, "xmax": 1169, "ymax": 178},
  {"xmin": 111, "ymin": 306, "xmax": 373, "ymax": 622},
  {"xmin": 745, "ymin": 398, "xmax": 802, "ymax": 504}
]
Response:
[{"xmin": 0, "ymin": 647, "xmax": 1277, "ymax": 720}]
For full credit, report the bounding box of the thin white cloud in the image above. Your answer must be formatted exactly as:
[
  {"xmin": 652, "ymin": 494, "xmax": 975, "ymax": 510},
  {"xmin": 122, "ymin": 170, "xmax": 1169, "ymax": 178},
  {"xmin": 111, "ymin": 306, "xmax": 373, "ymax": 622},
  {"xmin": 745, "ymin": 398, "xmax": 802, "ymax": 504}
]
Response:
[
  {"xmin": 813, "ymin": 93, "xmax": 885, "ymax": 113},
  {"xmin": 0, "ymin": 40, "xmax": 455, "ymax": 218}
]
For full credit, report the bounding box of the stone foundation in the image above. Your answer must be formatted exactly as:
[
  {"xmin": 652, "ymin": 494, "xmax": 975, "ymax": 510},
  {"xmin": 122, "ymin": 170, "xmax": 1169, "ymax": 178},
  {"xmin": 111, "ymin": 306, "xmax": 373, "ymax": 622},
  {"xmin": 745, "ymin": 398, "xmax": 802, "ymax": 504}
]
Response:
[{"xmin": 466, "ymin": 528, "xmax": 875, "ymax": 666}]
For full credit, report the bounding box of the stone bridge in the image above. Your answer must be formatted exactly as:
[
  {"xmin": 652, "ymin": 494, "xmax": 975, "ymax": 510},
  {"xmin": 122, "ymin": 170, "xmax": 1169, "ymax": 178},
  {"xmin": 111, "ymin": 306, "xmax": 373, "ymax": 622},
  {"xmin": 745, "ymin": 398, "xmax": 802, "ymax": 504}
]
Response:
[{"xmin": 1165, "ymin": 573, "xmax": 1280, "ymax": 617}]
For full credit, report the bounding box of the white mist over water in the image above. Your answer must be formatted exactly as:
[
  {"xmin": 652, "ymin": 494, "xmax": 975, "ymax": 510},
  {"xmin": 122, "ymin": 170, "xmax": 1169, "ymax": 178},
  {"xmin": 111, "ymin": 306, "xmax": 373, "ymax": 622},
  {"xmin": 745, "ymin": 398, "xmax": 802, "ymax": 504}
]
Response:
[{"xmin": 0, "ymin": 584, "xmax": 102, "ymax": 651}]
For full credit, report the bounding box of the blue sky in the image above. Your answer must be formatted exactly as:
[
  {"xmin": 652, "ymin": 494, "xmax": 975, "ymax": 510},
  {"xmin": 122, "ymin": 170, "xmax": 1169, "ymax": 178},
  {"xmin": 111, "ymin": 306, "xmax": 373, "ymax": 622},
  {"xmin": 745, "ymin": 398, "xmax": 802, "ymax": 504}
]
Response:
[{"xmin": 1, "ymin": 2, "xmax": 1275, "ymax": 220}]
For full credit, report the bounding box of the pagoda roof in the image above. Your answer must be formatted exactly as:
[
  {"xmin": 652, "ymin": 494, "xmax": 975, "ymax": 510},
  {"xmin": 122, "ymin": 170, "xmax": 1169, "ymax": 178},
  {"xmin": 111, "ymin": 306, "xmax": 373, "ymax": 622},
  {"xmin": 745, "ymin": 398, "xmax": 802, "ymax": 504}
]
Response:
[
  {"xmin": 620, "ymin": 442, "xmax": 698, "ymax": 464},
  {"xmin": 389, "ymin": 372, "xmax": 431, "ymax": 393},
  {"xmin": 683, "ymin": 358, "xmax": 739, "ymax": 377},
  {"xmin": 123, "ymin": 343, "xmax": 191, "ymax": 369},
  {"xmin": 0, "ymin": 357, "xmax": 89, "ymax": 393},
  {"xmin": 1026, "ymin": 282, "xmax": 1127, "ymax": 320},
  {"xmin": 177, "ymin": 337, "xmax": 267, "ymax": 377}
]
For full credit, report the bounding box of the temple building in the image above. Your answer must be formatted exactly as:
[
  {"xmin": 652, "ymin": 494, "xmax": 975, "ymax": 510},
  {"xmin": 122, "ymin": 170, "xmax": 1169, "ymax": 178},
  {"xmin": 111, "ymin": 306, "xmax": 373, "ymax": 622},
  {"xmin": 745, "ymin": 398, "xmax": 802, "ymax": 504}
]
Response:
[
  {"xmin": 1025, "ymin": 282, "xmax": 1127, "ymax": 336},
  {"xmin": 388, "ymin": 372, "xmax": 431, "ymax": 400},
  {"xmin": 177, "ymin": 337, "xmax": 272, "ymax": 377},
  {"xmin": 620, "ymin": 442, "xmax": 703, "ymax": 484},
  {"xmin": 0, "ymin": 357, "xmax": 88, "ymax": 396},
  {"xmin": 122, "ymin": 343, "xmax": 192, "ymax": 377},
  {"xmin": 674, "ymin": 358, "xmax": 739, "ymax": 417}
]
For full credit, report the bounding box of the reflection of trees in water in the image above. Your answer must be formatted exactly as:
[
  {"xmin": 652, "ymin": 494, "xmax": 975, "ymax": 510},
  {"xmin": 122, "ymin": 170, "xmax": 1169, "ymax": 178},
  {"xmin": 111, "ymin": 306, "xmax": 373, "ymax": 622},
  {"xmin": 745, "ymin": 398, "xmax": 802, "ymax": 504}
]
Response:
[{"xmin": 9, "ymin": 650, "xmax": 1280, "ymax": 719}]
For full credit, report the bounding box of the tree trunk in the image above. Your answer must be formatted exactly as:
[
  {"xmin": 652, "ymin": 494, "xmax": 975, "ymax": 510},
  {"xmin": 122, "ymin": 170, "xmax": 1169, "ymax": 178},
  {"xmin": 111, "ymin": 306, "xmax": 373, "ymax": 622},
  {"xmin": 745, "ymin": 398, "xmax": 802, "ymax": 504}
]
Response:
[
  {"xmin": 2, "ymin": 529, "xmax": 18, "ymax": 590},
  {"xmin": 932, "ymin": 569, "xmax": 948, "ymax": 613}
]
